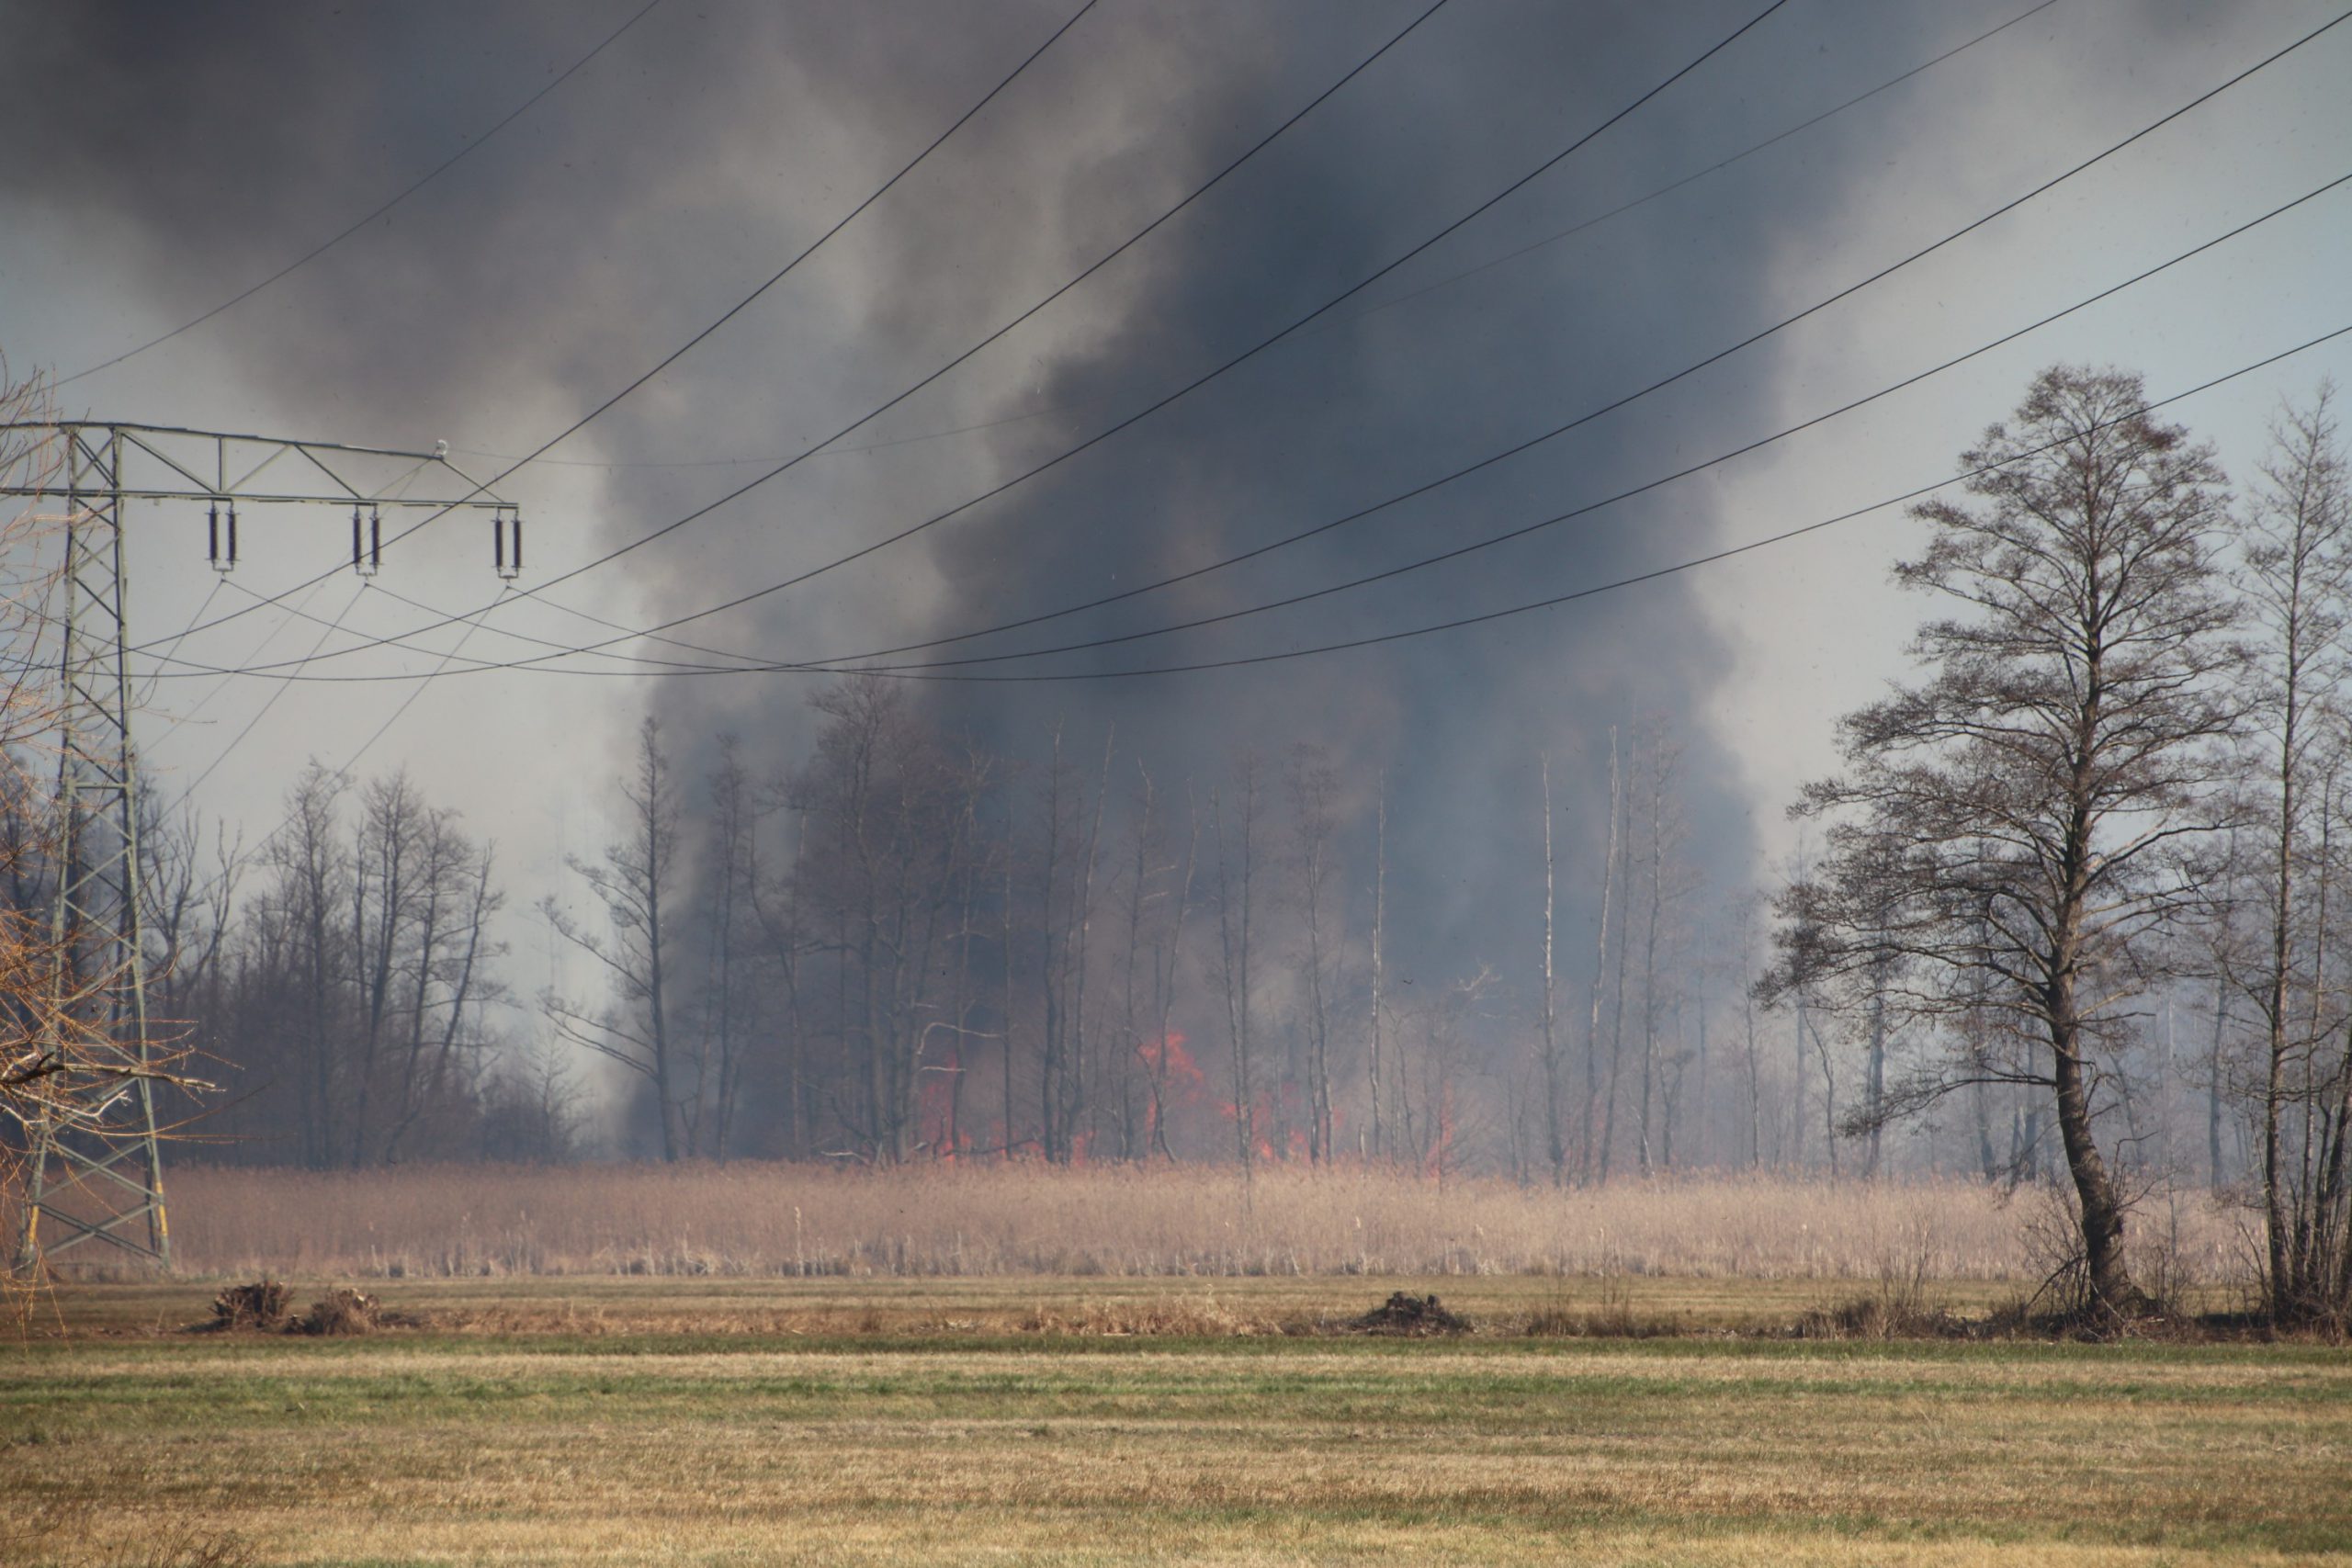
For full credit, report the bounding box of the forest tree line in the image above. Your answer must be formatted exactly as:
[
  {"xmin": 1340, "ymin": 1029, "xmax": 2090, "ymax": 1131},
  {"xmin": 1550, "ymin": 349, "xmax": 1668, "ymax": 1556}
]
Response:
[{"xmin": 19, "ymin": 365, "xmax": 2344, "ymax": 1321}]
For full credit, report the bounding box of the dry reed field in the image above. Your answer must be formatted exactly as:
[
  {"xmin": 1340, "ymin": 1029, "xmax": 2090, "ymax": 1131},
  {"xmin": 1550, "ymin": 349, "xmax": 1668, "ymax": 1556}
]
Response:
[{"xmin": 125, "ymin": 1162, "xmax": 2242, "ymax": 1283}]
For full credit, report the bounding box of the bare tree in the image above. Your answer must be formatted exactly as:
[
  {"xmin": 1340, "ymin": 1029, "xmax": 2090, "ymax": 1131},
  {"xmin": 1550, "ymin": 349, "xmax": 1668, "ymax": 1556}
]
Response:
[
  {"xmin": 1212, "ymin": 761, "xmax": 1261, "ymax": 1178},
  {"xmin": 268, "ymin": 762, "xmax": 350, "ymax": 1168},
  {"xmin": 1578, "ymin": 728, "xmax": 1620, "ymax": 1185},
  {"xmin": 1121, "ymin": 762, "xmax": 1193, "ymax": 1162},
  {"xmin": 1775, "ymin": 367, "xmax": 2241, "ymax": 1321},
  {"xmin": 692, "ymin": 736, "xmax": 761, "ymax": 1160},
  {"xmin": 1634, "ymin": 724, "xmax": 1690, "ymax": 1177},
  {"xmin": 749, "ymin": 798, "xmax": 812, "ymax": 1159},
  {"xmin": 2226, "ymin": 383, "xmax": 2352, "ymax": 1319},
  {"xmin": 1729, "ymin": 893, "xmax": 1764, "ymax": 1168},
  {"xmin": 1538, "ymin": 753, "xmax": 1564, "ymax": 1184},
  {"xmin": 544, "ymin": 716, "xmax": 684, "ymax": 1161},
  {"xmin": 1286, "ymin": 745, "xmax": 1342, "ymax": 1164},
  {"xmin": 1368, "ymin": 770, "xmax": 1389, "ymax": 1162},
  {"xmin": 1599, "ymin": 726, "xmax": 1638, "ymax": 1181}
]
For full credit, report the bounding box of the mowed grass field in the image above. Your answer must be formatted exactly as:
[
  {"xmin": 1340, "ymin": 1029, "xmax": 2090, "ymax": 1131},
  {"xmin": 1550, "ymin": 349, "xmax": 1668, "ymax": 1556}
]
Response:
[{"xmin": 6, "ymin": 1275, "xmax": 2349, "ymax": 1567}]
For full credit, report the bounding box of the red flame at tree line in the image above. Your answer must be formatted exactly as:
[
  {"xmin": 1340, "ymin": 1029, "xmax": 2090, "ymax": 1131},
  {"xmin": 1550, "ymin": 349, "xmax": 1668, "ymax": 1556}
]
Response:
[{"xmin": 916, "ymin": 1029, "xmax": 1377, "ymax": 1167}]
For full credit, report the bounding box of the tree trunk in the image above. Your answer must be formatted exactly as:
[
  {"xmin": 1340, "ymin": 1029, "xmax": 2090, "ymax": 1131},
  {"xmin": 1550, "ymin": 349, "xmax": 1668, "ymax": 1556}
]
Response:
[
  {"xmin": 1580, "ymin": 730, "xmax": 1619, "ymax": 1185},
  {"xmin": 1540, "ymin": 753, "xmax": 1563, "ymax": 1185}
]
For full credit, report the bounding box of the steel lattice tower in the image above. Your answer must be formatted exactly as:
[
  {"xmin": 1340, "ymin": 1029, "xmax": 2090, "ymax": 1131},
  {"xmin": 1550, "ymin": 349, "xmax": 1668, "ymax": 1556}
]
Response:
[
  {"xmin": 5, "ymin": 420, "xmax": 517, "ymax": 1273},
  {"xmin": 17, "ymin": 426, "xmax": 169, "ymax": 1268}
]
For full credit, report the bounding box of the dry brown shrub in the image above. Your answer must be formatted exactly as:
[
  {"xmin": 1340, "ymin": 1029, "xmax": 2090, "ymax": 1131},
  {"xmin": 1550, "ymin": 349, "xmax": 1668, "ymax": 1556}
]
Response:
[
  {"xmin": 1792, "ymin": 1288, "xmax": 1968, "ymax": 1340},
  {"xmin": 295, "ymin": 1287, "xmax": 379, "ymax": 1336},
  {"xmin": 208, "ymin": 1279, "xmax": 292, "ymax": 1331}
]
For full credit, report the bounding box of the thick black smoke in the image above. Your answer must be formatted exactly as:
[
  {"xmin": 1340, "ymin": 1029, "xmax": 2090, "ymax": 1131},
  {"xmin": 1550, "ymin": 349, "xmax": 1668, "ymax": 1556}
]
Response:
[{"xmin": 0, "ymin": 0, "xmax": 2086, "ymax": 1109}]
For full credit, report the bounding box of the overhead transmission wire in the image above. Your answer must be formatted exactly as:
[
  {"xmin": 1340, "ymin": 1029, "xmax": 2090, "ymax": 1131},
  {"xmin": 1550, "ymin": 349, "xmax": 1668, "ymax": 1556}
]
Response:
[
  {"xmin": 352, "ymin": 577, "xmax": 744, "ymax": 672},
  {"xmin": 57, "ymin": 0, "xmax": 669, "ymax": 388},
  {"xmin": 197, "ymin": 0, "xmax": 1793, "ymax": 674},
  {"xmin": 122, "ymin": 2, "xmax": 1811, "ymax": 937},
  {"xmin": 176, "ymin": 3, "xmax": 2352, "ymax": 687},
  {"xmin": 130, "ymin": 577, "xmax": 223, "ymax": 709},
  {"xmin": 520, "ymin": 0, "xmax": 2352, "ymax": 672},
  {"xmin": 152, "ymin": 0, "xmax": 1469, "ymax": 682},
  {"xmin": 144, "ymin": 576, "xmax": 344, "ymax": 749},
  {"xmin": 332, "ymin": 0, "xmax": 2073, "ymax": 678},
  {"xmin": 334, "ymin": 588, "xmax": 517, "ymax": 775},
  {"xmin": 448, "ymin": 0, "xmax": 2070, "ymax": 478},
  {"xmin": 922, "ymin": 321, "xmax": 2352, "ymax": 682},
  {"xmin": 808, "ymin": 183, "xmax": 2352, "ymax": 674},
  {"xmin": 136, "ymin": 0, "xmax": 1114, "ymax": 893},
  {"xmin": 168, "ymin": 588, "xmax": 519, "ymax": 913},
  {"xmin": 137, "ymin": 0, "xmax": 1105, "ymax": 660},
  {"xmin": 142, "ymin": 165, "xmax": 2352, "ymax": 688},
  {"xmin": 168, "ymin": 580, "xmax": 370, "ymax": 810}
]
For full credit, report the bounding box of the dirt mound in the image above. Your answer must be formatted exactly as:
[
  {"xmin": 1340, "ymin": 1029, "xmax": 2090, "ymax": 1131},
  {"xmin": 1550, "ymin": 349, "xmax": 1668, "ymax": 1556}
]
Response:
[
  {"xmin": 296, "ymin": 1288, "xmax": 380, "ymax": 1336},
  {"xmin": 1350, "ymin": 1292, "xmax": 1469, "ymax": 1336},
  {"xmin": 210, "ymin": 1280, "xmax": 294, "ymax": 1332},
  {"xmin": 201, "ymin": 1280, "xmax": 412, "ymax": 1336}
]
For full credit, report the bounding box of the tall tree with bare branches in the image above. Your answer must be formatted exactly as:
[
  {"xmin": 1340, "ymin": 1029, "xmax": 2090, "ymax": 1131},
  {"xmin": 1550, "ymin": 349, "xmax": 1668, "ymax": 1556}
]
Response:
[
  {"xmin": 2225, "ymin": 384, "xmax": 2352, "ymax": 1319},
  {"xmin": 544, "ymin": 716, "xmax": 684, "ymax": 1161},
  {"xmin": 1774, "ymin": 367, "xmax": 2241, "ymax": 1320}
]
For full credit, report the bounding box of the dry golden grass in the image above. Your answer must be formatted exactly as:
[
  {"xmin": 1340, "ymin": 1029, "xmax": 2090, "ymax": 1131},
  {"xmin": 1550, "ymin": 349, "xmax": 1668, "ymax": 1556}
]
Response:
[
  {"xmin": 4, "ymin": 1325, "xmax": 2345, "ymax": 1565},
  {"xmin": 87, "ymin": 1161, "xmax": 2244, "ymax": 1285}
]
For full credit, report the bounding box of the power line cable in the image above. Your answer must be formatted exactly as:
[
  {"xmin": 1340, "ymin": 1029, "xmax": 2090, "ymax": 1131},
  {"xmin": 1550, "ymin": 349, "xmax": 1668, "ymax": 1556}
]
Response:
[
  {"xmin": 318, "ymin": 0, "xmax": 2343, "ymax": 682},
  {"xmin": 446, "ymin": 0, "xmax": 2069, "ymax": 478},
  {"xmin": 843, "ymin": 321, "xmax": 2352, "ymax": 682},
  {"xmin": 136, "ymin": 166, "xmax": 2352, "ymax": 689},
  {"xmin": 130, "ymin": 577, "xmax": 222, "ymax": 710},
  {"xmin": 335, "ymin": 588, "xmax": 515, "ymax": 773},
  {"xmin": 134, "ymin": 0, "xmax": 1104, "ymax": 654},
  {"xmin": 161, "ymin": 321, "xmax": 2352, "ymax": 688},
  {"xmin": 818, "ymin": 167, "xmax": 2352, "ymax": 674},
  {"xmin": 310, "ymin": 0, "xmax": 2070, "ymax": 680},
  {"xmin": 354, "ymin": 576, "xmax": 767, "ymax": 674},
  {"xmin": 561, "ymin": 0, "xmax": 2351, "ymax": 663},
  {"xmin": 168, "ymin": 580, "xmax": 369, "ymax": 809},
  {"xmin": 201, "ymin": 0, "xmax": 1792, "ymax": 671},
  {"xmin": 57, "ymin": 0, "xmax": 670, "ymax": 388},
  {"xmin": 145, "ymin": 577, "xmax": 341, "ymax": 749},
  {"xmin": 191, "ymin": 558, "xmax": 767, "ymax": 676},
  {"xmin": 187, "ymin": 6, "xmax": 2351, "ymax": 686}
]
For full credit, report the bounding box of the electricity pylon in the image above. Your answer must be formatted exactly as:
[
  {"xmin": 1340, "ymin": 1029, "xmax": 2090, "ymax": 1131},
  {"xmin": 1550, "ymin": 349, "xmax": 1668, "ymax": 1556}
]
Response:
[{"xmin": 0, "ymin": 420, "xmax": 516, "ymax": 1272}]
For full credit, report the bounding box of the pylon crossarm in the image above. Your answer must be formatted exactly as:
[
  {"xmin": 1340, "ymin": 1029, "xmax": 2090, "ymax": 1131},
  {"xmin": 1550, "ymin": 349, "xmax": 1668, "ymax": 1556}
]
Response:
[
  {"xmin": 117, "ymin": 431, "xmax": 220, "ymax": 500},
  {"xmin": 0, "ymin": 422, "xmax": 510, "ymax": 513}
]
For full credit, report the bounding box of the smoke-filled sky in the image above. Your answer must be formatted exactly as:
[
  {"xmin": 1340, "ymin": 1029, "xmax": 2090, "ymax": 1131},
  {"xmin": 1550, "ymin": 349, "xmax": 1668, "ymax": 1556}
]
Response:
[{"xmin": 3, "ymin": 0, "xmax": 2348, "ymax": 1035}]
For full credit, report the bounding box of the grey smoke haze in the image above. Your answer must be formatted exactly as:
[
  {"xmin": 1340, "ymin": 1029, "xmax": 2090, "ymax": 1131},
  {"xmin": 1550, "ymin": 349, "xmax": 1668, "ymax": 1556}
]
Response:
[{"xmin": 4, "ymin": 1, "xmax": 2348, "ymax": 1082}]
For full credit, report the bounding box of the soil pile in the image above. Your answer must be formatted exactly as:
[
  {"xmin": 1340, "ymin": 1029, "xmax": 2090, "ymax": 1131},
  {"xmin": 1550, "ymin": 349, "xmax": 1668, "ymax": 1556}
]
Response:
[
  {"xmin": 210, "ymin": 1280, "xmax": 293, "ymax": 1332},
  {"xmin": 297, "ymin": 1288, "xmax": 379, "ymax": 1336},
  {"xmin": 1350, "ymin": 1292, "xmax": 1469, "ymax": 1336},
  {"xmin": 203, "ymin": 1280, "xmax": 409, "ymax": 1335}
]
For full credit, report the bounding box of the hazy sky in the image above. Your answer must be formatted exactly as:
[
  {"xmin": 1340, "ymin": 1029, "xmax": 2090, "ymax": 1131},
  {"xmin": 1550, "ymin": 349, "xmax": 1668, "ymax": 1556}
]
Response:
[{"xmin": 3, "ymin": 0, "xmax": 2347, "ymax": 1032}]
